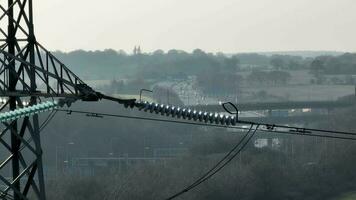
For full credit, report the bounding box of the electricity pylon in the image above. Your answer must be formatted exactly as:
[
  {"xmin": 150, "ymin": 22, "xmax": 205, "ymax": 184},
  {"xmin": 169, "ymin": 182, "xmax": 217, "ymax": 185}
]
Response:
[{"xmin": 0, "ymin": 1, "xmax": 101, "ymax": 199}]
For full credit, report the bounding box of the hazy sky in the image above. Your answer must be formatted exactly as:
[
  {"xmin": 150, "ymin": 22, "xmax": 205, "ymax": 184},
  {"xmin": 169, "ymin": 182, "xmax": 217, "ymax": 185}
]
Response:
[{"xmin": 33, "ymin": 0, "xmax": 356, "ymax": 53}]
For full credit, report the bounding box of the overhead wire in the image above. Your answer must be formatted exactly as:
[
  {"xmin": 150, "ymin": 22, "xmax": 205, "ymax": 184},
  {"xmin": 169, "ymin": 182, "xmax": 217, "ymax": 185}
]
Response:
[
  {"xmin": 5, "ymin": 103, "xmax": 353, "ymax": 200},
  {"xmin": 238, "ymin": 119, "xmax": 356, "ymax": 136},
  {"xmin": 39, "ymin": 109, "xmax": 58, "ymax": 132},
  {"xmin": 55, "ymin": 109, "xmax": 356, "ymax": 141},
  {"xmin": 56, "ymin": 106, "xmax": 355, "ymax": 199},
  {"xmin": 19, "ymin": 110, "xmax": 58, "ymax": 152},
  {"xmin": 10, "ymin": 103, "xmax": 352, "ymax": 199},
  {"xmin": 186, "ymin": 125, "xmax": 259, "ymax": 186},
  {"xmin": 187, "ymin": 124, "xmax": 254, "ymax": 185},
  {"xmin": 165, "ymin": 124, "xmax": 259, "ymax": 200},
  {"xmin": 131, "ymin": 100, "xmax": 356, "ymax": 137},
  {"xmin": 0, "ymin": 100, "xmax": 58, "ymax": 198}
]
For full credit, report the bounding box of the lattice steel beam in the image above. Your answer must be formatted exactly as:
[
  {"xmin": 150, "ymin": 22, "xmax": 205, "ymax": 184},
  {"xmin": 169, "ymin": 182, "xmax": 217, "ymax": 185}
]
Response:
[
  {"xmin": 0, "ymin": 1, "xmax": 133, "ymax": 199},
  {"xmin": 0, "ymin": 1, "xmax": 76, "ymax": 199}
]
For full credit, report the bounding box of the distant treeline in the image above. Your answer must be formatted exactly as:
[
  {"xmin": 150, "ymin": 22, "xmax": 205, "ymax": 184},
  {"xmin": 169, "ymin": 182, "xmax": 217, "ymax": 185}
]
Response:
[
  {"xmin": 53, "ymin": 49, "xmax": 356, "ymax": 80},
  {"xmin": 311, "ymin": 53, "xmax": 356, "ymax": 75}
]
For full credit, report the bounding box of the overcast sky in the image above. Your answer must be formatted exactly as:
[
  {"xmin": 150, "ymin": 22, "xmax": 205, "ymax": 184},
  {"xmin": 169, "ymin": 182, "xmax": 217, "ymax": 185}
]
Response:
[{"xmin": 33, "ymin": 0, "xmax": 356, "ymax": 53}]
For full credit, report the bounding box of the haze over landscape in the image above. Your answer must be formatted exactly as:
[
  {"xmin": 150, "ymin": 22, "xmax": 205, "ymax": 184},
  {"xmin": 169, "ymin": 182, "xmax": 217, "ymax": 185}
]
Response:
[
  {"xmin": 1, "ymin": 1, "xmax": 356, "ymax": 200},
  {"xmin": 34, "ymin": 0, "xmax": 356, "ymax": 53}
]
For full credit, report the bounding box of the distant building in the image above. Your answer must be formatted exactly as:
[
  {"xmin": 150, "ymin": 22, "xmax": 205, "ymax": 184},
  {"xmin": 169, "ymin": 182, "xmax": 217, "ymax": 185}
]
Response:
[
  {"xmin": 133, "ymin": 45, "xmax": 142, "ymax": 55},
  {"xmin": 137, "ymin": 46, "xmax": 142, "ymax": 54}
]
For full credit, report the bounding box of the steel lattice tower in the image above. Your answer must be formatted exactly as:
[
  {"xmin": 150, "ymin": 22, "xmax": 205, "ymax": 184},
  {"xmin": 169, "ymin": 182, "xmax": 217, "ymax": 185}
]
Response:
[
  {"xmin": 0, "ymin": 1, "xmax": 101, "ymax": 199},
  {"xmin": 0, "ymin": 1, "xmax": 46, "ymax": 199}
]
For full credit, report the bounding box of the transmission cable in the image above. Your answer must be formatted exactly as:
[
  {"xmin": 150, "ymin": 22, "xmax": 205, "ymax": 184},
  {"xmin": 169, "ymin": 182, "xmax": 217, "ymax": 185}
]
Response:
[
  {"xmin": 19, "ymin": 110, "xmax": 58, "ymax": 151},
  {"xmin": 40, "ymin": 109, "xmax": 58, "ymax": 131},
  {"xmin": 190, "ymin": 125, "xmax": 259, "ymax": 187},
  {"xmin": 55, "ymin": 109, "xmax": 356, "ymax": 141},
  {"xmin": 165, "ymin": 124, "xmax": 259, "ymax": 200},
  {"xmin": 186, "ymin": 124, "xmax": 253, "ymax": 186},
  {"xmin": 54, "ymin": 109, "xmax": 356, "ymax": 198}
]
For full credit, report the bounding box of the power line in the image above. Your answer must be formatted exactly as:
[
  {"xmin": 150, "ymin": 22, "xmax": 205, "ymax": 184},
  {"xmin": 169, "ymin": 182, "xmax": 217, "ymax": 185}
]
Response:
[
  {"xmin": 53, "ymin": 108, "xmax": 355, "ymax": 199},
  {"xmin": 238, "ymin": 119, "xmax": 356, "ymax": 136},
  {"xmin": 19, "ymin": 110, "xmax": 58, "ymax": 152},
  {"xmin": 133, "ymin": 101, "xmax": 356, "ymax": 137},
  {"xmin": 165, "ymin": 125, "xmax": 259, "ymax": 200},
  {"xmin": 40, "ymin": 110, "xmax": 58, "ymax": 132},
  {"xmin": 55, "ymin": 109, "xmax": 356, "ymax": 141},
  {"xmin": 188, "ymin": 125, "xmax": 259, "ymax": 187}
]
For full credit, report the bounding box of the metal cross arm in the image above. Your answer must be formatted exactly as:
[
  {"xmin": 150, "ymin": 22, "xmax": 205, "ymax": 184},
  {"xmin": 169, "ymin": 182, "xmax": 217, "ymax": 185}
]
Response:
[{"xmin": 0, "ymin": 49, "xmax": 136, "ymax": 104}]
